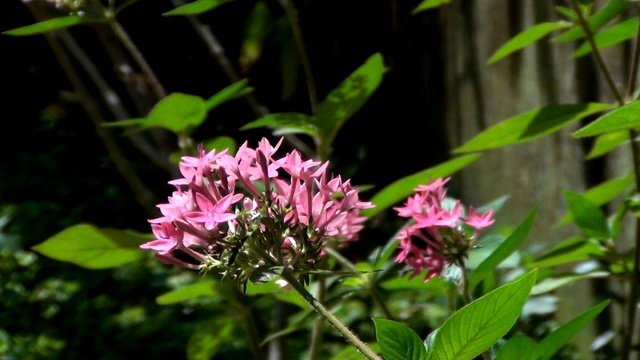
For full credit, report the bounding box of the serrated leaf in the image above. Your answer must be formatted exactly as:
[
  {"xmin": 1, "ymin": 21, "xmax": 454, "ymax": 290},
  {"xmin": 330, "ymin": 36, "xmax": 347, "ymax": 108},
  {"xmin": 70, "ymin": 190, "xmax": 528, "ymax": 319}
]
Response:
[
  {"xmin": 552, "ymin": 0, "xmax": 630, "ymax": 42},
  {"xmin": 574, "ymin": 100, "xmax": 640, "ymax": 138},
  {"xmin": 428, "ymin": 269, "xmax": 538, "ymax": 360},
  {"xmin": 163, "ymin": 0, "xmax": 234, "ymax": 16},
  {"xmin": 363, "ymin": 154, "xmax": 481, "ymax": 218},
  {"xmin": 156, "ymin": 281, "xmax": 220, "ymax": 305},
  {"xmin": 205, "ymin": 79, "xmax": 254, "ymax": 111},
  {"xmin": 412, "ymin": 0, "xmax": 451, "ymax": 14},
  {"xmin": 537, "ymin": 300, "xmax": 610, "ymax": 360},
  {"xmin": 454, "ymin": 103, "xmax": 615, "ymax": 153},
  {"xmin": 469, "ymin": 205, "xmax": 539, "ymax": 290},
  {"xmin": 240, "ymin": 112, "xmax": 317, "ymax": 137},
  {"xmin": 2, "ymin": 16, "xmax": 93, "ymax": 36},
  {"xmin": 555, "ymin": 174, "xmax": 633, "ymax": 226},
  {"xmin": 373, "ymin": 318, "xmax": 428, "ymax": 360},
  {"xmin": 487, "ymin": 21, "xmax": 572, "ymax": 64},
  {"xmin": 186, "ymin": 317, "xmax": 235, "ymax": 360},
  {"xmin": 31, "ymin": 224, "xmax": 148, "ymax": 269},
  {"xmin": 494, "ymin": 335, "xmax": 540, "ymax": 360},
  {"xmin": 313, "ymin": 53, "xmax": 386, "ymax": 158},
  {"xmin": 573, "ymin": 17, "xmax": 638, "ymax": 58},
  {"xmin": 564, "ymin": 191, "xmax": 611, "ymax": 239},
  {"xmin": 586, "ymin": 130, "xmax": 629, "ymax": 159},
  {"xmin": 527, "ymin": 237, "xmax": 605, "ymax": 269}
]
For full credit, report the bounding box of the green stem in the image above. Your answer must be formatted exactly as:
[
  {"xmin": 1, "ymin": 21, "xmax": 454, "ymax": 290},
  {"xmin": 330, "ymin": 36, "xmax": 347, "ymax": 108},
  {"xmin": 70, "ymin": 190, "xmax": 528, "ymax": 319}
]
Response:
[
  {"xmin": 571, "ymin": 2, "xmax": 640, "ymax": 359},
  {"xmin": 279, "ymin": 267, "xmax": 383, "ymax": 360}
]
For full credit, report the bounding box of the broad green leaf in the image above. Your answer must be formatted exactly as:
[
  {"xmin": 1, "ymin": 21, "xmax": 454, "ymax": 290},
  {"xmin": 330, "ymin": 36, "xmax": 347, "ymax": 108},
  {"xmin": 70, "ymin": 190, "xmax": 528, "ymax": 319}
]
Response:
[
  {"xmin": 469, "ymin": 205, "xmax": 539, "ymax": 290},
  {"xmin": 428, "ymin": 269, "xmax": 538, "ymax": 360},
  {"xmin": 313, "ymin": 53, "xmax": 386, "ymax": 158},
  {"xmin": 586, "ymin": 130, "xmax": 629, "ymax": 159},
  {"xmin": 527, "ymin": 237, "xmax": 605, "ymax": 268},
  {"xmin": 487, "ymin": 21, "xmax": 572, "ymax": 64},
  {"xmin": 202, "ymin": 136, "xmax": 237, "ymax": 155},
  {"xmin": 148, "ymin": 93, "xmax": 206, "ymax": 133},
  {"xmin": 373, "ymin": 318, "xmax": 428, "ymax": 360},
  {"xmin": 564, "ymin": 191, "xmax": 610, "ymax": 239},
  {"xmin": 537, "ymin": 300, "xmax": 610, "ymax": 360},
  {"xmin": 31, "ymin": 224, "xmax": 149, "ymax": 269},
  {"xmin": 552, "ymin": 0, "xmax": 630, "ymax": 42},
  {"xmin": 555, "ymin": 174, "xmax": 633, "ymax": 226},
  {"xmin": 555, "ymin": 6, "xmax": 578, "ymax": 21},
  {"xmin": 240, "ymin": 112, "xmax": 317, "ymax": 137},
  {"xmin": 156, "ymin": 281, "xmax": 219, "ymax": 305},
  {"xmin": 573, "ymin": 17, "xmax": 639, "ymax": 58},
  {"xmin": 362, "ymin": 154, "xmax": 481, "ymax": 218},
  {"xmin": 380, "ymin": 271, "xmax": 450, "ymax": 295},
  {"xmin": 574, "ymin": 100, "xmax": 640, "ymax": 138},
  {"xmin": 454, "ymin": 103, "xmax": 615, "ymax": 153},
  {"xmin": 494, "ymin": 335, "xmax": 540, "ymax": 360},
  {"xmin": 2, "ymin": 16, "xmax": 93, "ymax": 36},
  {"xmin": 205, "ymin": 79, "xmax": 254, "ymax": 111},
  {"xmin": 466, "ymin": 234, "xmax": 520, "ymax": 270},
  {"xmin": 186, "ymin": 317, "xmax": 235, "ymax": 360},
  {"xmin": 163, "ymin": 0, "xmax": 234, "ymax": 16},
  {"xmin": 530, "ymin": 271, "xmax": 609, "ymax": 295},
  {"xmin": 412, "ymin": 0, "xmax": 451, "ymax": 14}
]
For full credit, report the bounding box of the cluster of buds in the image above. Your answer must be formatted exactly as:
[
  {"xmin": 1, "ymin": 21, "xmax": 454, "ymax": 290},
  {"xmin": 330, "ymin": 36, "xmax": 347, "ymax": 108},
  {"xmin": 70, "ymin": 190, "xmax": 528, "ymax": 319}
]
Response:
[
  {"xmin": 140, "ymin": 137, "xmax": 374, "ymax": 287},
  {"xmin": 394, "ymin": 177, "xmax": 494, "ymax": 282}
]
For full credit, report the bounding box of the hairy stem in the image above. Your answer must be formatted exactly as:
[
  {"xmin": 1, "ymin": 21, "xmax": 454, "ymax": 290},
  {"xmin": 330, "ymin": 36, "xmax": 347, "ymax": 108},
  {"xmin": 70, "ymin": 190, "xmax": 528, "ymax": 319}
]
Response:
[{"xmin": 279, "ymin": 267, "xmax": 382, "ymax": 360}]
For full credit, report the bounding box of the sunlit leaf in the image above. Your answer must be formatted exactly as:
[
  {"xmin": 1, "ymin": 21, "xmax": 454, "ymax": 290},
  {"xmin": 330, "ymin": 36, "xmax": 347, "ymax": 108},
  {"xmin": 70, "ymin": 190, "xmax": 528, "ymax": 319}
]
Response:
[
  {"xmin": 527, "ymin": 237, "xmax": 605, "ymax": 269},
  {"xmin": 380, "ymin": 271, "xmax": 450, "ymax": 295},
  {"xmin": 537, "ymin": 300, "xmax": 610, "ymax": 360},
  {"xmin": 202, "ymin": 136, "xmax": 237, "ymax": 155},
  {"xmin": 373, "ymin": 318, "xmax": 428, "ymax": 360},
  {"xmin": 156, "ymin": 281, "xmax": 220, "ymax": 305},
  {"xmin": 469, "ymin": 205, "xmax": 538, "ymax": 290},
  {"xmin": 586, "ymin": 130, "xmax": 629, "ymax": 159},
  {"xmin": 487, "ymin": 21, "xmax": 572, "ymax": 64},
  {"xmin": 412, "ymin": 0, "xmax": 451, "ymax": 14},
  {"xmin": 574, "ymin": 100, "xmax": 640, "ymax": 137},
  {"xmin": 573, "ymin": 17, "xmax": 638, "ymax": 58},
  {"xmin": 2, "ymin": 16, "xmax": 94, "ymax": 36},
  {"xmin": 454, "ymin": 103, "xmax": 615, "ymax": 153},
  {"xmin": 205, "ymin": 79, "xmax": 254, "ymax": 111},
  {"xmin": 428, "ymin": 269, "xmax": 538, "ymax": 360},
  {"xmin": 530, "ymin": 271, "xmax": 609, "ymax": 295},
  {"xmin": 494, "ymin": 335, "xmax": 540, "ymax": 360},
  {"xmin": 552, "ymin": 0, "xmax": 630, "ymax": 42},
  {"xmin": 363, "ymin": 154, "xmax": 481, "ymax": 218},
  {"xmin": 564, "ymin": 191, "xmax": 611, "ymax": 239},
  {"xmin": 31, "ymin": 224, "xmax": 149, "ymax": 269},
  {"xmin": 163, "ymin": 0, "xmax": 234, "ymax": 16}
]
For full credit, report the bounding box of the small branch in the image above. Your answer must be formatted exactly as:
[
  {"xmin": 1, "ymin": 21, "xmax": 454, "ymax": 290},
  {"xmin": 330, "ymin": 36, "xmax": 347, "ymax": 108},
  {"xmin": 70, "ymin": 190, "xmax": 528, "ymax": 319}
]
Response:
[{"xmin": 280, "ymin": 267, "xmax": 383, "ymax": 360}]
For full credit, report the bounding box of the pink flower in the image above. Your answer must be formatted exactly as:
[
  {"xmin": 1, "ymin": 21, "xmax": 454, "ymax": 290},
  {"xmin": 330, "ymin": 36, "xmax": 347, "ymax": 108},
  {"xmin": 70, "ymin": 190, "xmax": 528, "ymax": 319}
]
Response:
[{"xmin": 464, "ymin": 207, "xmax": 495, "ymax": 230}]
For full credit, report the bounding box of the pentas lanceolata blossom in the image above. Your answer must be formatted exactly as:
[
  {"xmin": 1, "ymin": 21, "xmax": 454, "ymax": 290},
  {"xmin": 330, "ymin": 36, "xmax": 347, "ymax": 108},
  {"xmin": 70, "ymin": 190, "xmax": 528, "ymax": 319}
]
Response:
[
  {"xmin": 394, "ymin": 177, "xmax": 494, "ymax": 282},
  {"xmin": 140, "ymin": 137, "xmax": 374, "ymax": 286}
]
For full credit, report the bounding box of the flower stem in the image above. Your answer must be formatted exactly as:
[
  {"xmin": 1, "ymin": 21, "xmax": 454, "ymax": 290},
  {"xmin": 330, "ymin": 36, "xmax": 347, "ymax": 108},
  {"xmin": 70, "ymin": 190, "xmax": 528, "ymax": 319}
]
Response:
[{"xmin": 279, "ymin": 267, "xmax": 383, "ymax": 360}]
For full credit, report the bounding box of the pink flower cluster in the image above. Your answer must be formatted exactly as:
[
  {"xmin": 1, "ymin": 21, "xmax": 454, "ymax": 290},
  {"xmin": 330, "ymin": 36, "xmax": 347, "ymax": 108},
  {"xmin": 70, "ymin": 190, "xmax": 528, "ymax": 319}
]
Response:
[
  {"xmin": 394, "ymin": 177, "xmax": 494, "ymax": 282},
  {"xmin": 140, "ymin": 137, "xmax": 374, "ymax": 283}
]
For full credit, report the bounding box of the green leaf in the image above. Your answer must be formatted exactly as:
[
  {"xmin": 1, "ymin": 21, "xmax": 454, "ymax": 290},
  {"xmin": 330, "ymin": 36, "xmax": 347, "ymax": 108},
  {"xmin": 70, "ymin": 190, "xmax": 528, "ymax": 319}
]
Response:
[
  {"xmin": 330, "ymin": 343, "xmax": 382, "ymax": 360},
  {"xmin": 428, "ymin": 269, "xmax": 538, "ymax": 360},
  {"xmin": 469, "ymin": 205, "xmax": 539, "ymax": 290},
  {"xmin": 564, "ymin": 191, "xmax": 611, "ymax": 239},
  {"xmin": 201, "ymin": 136, "xmax": 237, "ymax": 155},
  {"xmin": 494, "ymin": 335, "xmax": 540, "ymax": 360},
  {"xmin": 537, "ymin": 300, "xmax": 610, "ymax": 360},
  {"xmin": 574, "ymin": 100, "xmax": 640, "ymax": 138},
  {"xmin": 186, "ymin": 317, "xmax": 235, "ymax": 360},
  {"xmin": 453, "ymin": 103, "xmax": 615, "ymax": 153},
  {"xmin": 487, "ymin": 21, "xmax": 572, "ymax": 64},
  {"xmin": 573, "ymin": 17, "xmax": 639, "ymax": 58},
  {"xmin": 240, "ymin": 112, "xmax": 317, "ymax": 137},
  {"xmin": 313, "ymin": 53, "xmax": 386, "ymax": 157},
  {"xmin": 373, "ymin": 318, "xmax": 428, "ymax": 360},
  {"xmin": 552, "ymin": 0, "xmax": 630, "ymax": 42},
  {"xmin": 31, "ymin": 224, "xmax": 148, "ymax": 269},
  {"xmin": 412, "ymin": 0, "xmax": 451, "ymax": 14},
  {"xmin": 380, "ymin": 271, "xmax": 450, "ymax": 295},
  {"xmin": 163, "ymin": 0, "xmax": 234, "ymax": 16},
  {"xmin": 527, "ymin": 237, "xmax": 605, "ymax": 268},
  {"xmin": 362, "ymin": 154, "xmax": 481, "ymax": 218},
  {"xmin": 530, "ymin": 271, "xmax": 609, "ymax": 295},
  {"xmin": 585, "ymin": 130, "xmax": 629, "ymax": 159},
  {"xmin": 555, "ymin": 6, "xmax": 578, "ymax": 21},
  {"xmin": 156, "ymin": 281, "xmax": 219, "ymax": 305},
  {"xmin": 555, "ymin": 174, "xmax": 633, "ymax": 226},
  {"xmin": 149, "ymin": 93, "xmax": 207, "ymax": 133},
  {"xmin": 2, "ymin": 16, "xmax": 93, "ymax": 36},
  {"xmin": 372, "ymin": 238, "xmax": 400, "ymax": 271},
  {"xmin": 205, "ymin": 79, "xmax": 254, "ymax": 111}
]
